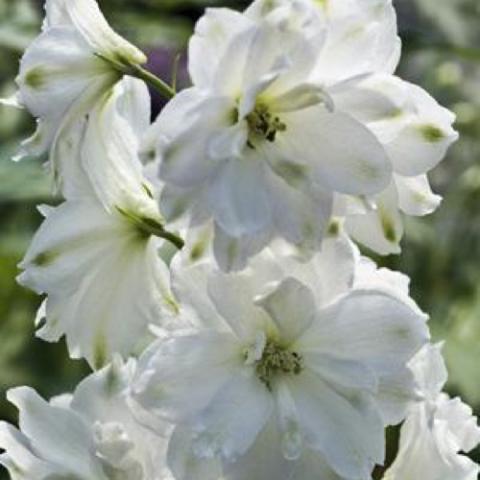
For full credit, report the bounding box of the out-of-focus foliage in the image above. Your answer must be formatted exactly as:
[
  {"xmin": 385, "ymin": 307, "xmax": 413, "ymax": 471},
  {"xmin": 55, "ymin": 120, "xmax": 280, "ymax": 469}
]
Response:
[{"xmin": 0, "ymin": 0, "xmax": 479, "ymax": 477}]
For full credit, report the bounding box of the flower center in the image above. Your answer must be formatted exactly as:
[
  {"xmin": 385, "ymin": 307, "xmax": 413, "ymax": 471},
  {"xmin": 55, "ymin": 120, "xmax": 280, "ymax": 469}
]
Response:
[
  {"xmin": 246, "ymin": 103, "xmax": 286, "ymax": 148},
  {"xmin": 255, "ymin": 340, "xmax": 304, "ymax": 390}
]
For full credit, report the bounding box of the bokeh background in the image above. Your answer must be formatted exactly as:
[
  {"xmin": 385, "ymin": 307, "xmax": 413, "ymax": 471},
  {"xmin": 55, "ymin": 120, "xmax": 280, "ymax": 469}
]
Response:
[{"xmin": 0, "ymin": 0, "xmax": 479, "ymax": 477}]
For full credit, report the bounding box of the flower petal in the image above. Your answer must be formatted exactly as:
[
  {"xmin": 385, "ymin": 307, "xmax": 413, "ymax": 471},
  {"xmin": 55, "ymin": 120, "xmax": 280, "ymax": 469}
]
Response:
[
  {"xmin": 0, "ymin": 422, "xmax": 70, "ymax": 478},
  {"xmin": 287, "ymin": 372, "xmax": 384, "ymax": 479},
  {"xmin": 297, "ymin": 290, "xmax": 429, "ymax": 378},
  {"xmin": 65, "ymin": 0, "xmax": 146, "ymax": 64},
  {"xmin": 222, "ymin": 419, "xmax": 295, "ymax": 480},
  {"xmin": 313, "ymin": 0, "xmax": 401, "ymax": 83},
  {"xmin": 158, "ymin": 91, "xmax": 235, "ymax": 189},
  {"xmin": 209, "ymin": 157, "xmax": 273, "ymax": 238},
  {"xmin": 191, "ymin": 373, "xmax": 273, "ymax": 462},
  {"xmin": 256, "ymin": 277, "xmax": 317, "ymax": 344},
  {"xmin": 167, "ymin": 426, "xmax": 223, "ymax": 480},
  {"xmin": 271, "ymin": 108, "xmax": 392, "ymax": 195},
  {"xmin": 6, "ymin": 387, "xmax": 103, "ymax": 478},
  {"xmin": 18, "ymin": 201, "xmax": 174, "ymax": 368},
  {"xmin": 395, "ymin": 174, "xmax": 442, "ymax": 216},
  {"xmin": 345, "ymin": 182, "xmax": 404, "ymax": 255},
  {"xmin": 133, "ymin": 333, "xmax": 241, "ymax": 422},
  {"xmin": 189, "ymin": 8, "xmax": 253, "ymax": 88},
  {"xmin": 81, "ymin": 77, "xmax": 156, "ymax": 213},
  {"xmin": 17, "ymin": 26, "xmax": 112, "ymax": 120},
  {"xmin": 213, "ymin": 223, "xmax": 272, "ymax": 273}
]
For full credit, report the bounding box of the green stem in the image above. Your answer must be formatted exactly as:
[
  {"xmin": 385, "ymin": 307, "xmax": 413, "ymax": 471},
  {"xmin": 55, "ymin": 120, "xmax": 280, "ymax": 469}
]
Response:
[
  {"xmin": 128, "ymin": 63, "xmax": 176, "ymax": 99},
  {"xmin": 97, "ymin": 53, "xmax": 176, "ymax": 99},
  {"xmin": 115, "ymin": 207, "xmax": 184, "ymax": 250},
  {"xmin": 156, "ymin": 228, "xmax": 185, "ymax": 250}
]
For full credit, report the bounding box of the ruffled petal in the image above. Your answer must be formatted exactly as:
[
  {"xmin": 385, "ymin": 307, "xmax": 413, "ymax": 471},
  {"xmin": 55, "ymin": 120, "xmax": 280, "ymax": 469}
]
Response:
[
  {"xmin": 345, "ymin": 182, "xmax": 404, "ymax": 255},
  {"xmin": 189, "ymin": 8, "xmax": 253, "ymax": 88},
  {"xmin": 296, "ymin": 290, "xmax": 429, "ymax": 379},
  {"xmin": 18, "ymin": 201, "xmax": 174, "ymax": 368}
]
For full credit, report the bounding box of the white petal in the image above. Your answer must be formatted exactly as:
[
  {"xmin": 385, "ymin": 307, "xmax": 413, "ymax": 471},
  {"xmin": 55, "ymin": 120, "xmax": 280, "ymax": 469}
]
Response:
[
  {"xmin": 170, "ymin": 252, "xmax": 226, "ymax": 331},
  {"xmin": 409, "ymin": 343, "xmax": 448, "ymax": 399},
  {"xmin": 213, "ymin": 224, "xmax": 271, "ymax": 273},
  {"xmin": 331, "ymin": 74, "xmax": 458, "ymax": 176},
  {"xmin": 189, "ymin": 8, "xmax": 253, "ymax": 88},
  {"xmin": 14, "ymin": 117, "xmax": 61, "ymax": 162},
  {"xmin": 303, "ymin": 353, "xmax": 378, "ymax": 394},
  {"xmin": 291, "ymin": 448, "xmax": 347, "ymax": 480},
  {"xmin": 191, "ymin": 373, "xmax": 273, "ymax": 461},
  {"xmin": 207, "ymin": 123, "xmax": 249, "ymax": 160},
  {"xmin": 133, "ymin": 333, "xmax": 241, "ymax": 422},
  {"xmin": 287, "ymin": 372, "xmax": 384, "ymax": 479},
  {"xmin": 436, "ymin": 395, "xmax": 480, "ymax": 454},
  {"xmin": 384, "ymin": 405, "xmax": 479, "ymax": 480},
  {"xmin": 266, "ymin": 171, "xmax": 333, "ymax": 253},
  {"xmin": 256, "ymin": 277, "xmax": 316, "ymax": 344},
  {"xmin": 167, "ymin": 426, "xmax": 223, "ymax": 480},
  {"xmin": 222, "ymin": 419, "xmax": 295, "ymax": 480},
  {"xmin": 296, "ymin": 290, "xmax": 429, "ymax": 378},
  {"xmin": 115, "ymin": 75, "xmax": 151, "ymax": 140},
  {"xmin": 44, "ymin": 0, "xmax": 71, "ymax": 28},
  {"xmin": 0, "ymin": 422, "xmax": 69, "ymax": 478},
  {"xmin": 207, "ymin": 269, "xmax": 273, "ymax": 341},
  {"xmin": 17, "ymin": 26, "xmax": 113, "ymax": 120},
  {"xmin": 209, "ymin": 158, "xmax": 272, "ymax": 237},
  {"xmin": 18, "ymin": 201, "xmax": 174, "ymax": 368},
  {"xmin": 375, "ymin": 366, "xmax": 417, "ymax": 425},
  {"xmin": 313, "ymin": 0, "xmax": 401, "ymax": 83},
  {"xmin": 158, "ymin": 92, "xmax": 235, "ymax": 189},
  {"xmin": 6, "ymin": 387, "xmax": 104, "ymax": 478},
  {"xmin": 81, "ymin": 77, "xmax": 156, "ymax": 213},
  {"xmin": 243, "ymin": 25, "xmax": 322, "ymax": 98},
  {"xmin": 65, "ymin": 0, "xmax": 146, "ymax": 64},
  {"xmin": 271, "ymin": 108, "xmax": 391, "ymax": 195},
  {"xmin": 272, "ymin": 83, "xmax": 334, "ymax": 113},
  {"xmin": 395, "ymin": 174, "xmax": 442, "ymax": 216},
  {"xmin": 385, "ymin": 84, "xmax": 458, "ymax": 176},
  {"xmin": 345, "ymin": 182, "xmax": 404, "ymax": 255}
]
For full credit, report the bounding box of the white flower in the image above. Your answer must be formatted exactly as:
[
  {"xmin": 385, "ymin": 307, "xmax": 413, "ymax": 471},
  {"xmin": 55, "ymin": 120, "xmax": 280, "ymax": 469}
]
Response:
[
  {"xmin": 384, "ymin": 343, "xmax": 480, "ymax": 480},
  {"xmin": 7, "ymin": 0, "xmax": 146, "ymax": 192},
  {"xmin": 146, "ymin": 11, "xmax": 393, "ymax": 271},
  {"xmin": 248, "ymin": 1, "xmax": 458, "ymax": 254},
  {"xmin": 0, "ymin": 358, "xmax": 172, "ymax": 480},
  {"xmin": 151, "ymin": 0, "xmax": 458, "ymax": 267},
  {"xmin": 133, "ymin": 241, "xmax": 430, "ymax": 479},
  {"xmin": 18, "ymin": 78, "xmax": 178, "ymax": 368}
]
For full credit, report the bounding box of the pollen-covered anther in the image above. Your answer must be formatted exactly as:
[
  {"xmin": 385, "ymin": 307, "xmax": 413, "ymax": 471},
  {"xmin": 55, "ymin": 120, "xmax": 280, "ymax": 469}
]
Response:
[
  {"xmin": 246, "ymin": 103, "xmax": 287, "ymax": 147},
  {"xmin": 255, "ymin": 339, "xmax": 304, "ymax": 390}
]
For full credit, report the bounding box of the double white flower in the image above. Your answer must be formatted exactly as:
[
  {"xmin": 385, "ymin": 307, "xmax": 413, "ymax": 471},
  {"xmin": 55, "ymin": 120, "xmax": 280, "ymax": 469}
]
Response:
[
  {"xmin": 18, "ymin": 78, "xmax": 178, "ymax": 368},
  {"xmin": 384, "ymin": 343, "xmax": 480, "ymax": 480},
  {"xmin": 145, "ymin": 0, "xmax": 457, "ymax": 270},
  {"xmin": 0, "ymin": 358, "xmax": 172, "ymax": 480},
  {"xmin": 1, "ymin": 1, "xmax": 477, "ymax": 479},
  {"xmin": 8, "ymin": 0, "xmax": 146, "ymax": 193},
  {"xmin": 133, "ymin": 238, "xmax": 430, "ymax": 479}
]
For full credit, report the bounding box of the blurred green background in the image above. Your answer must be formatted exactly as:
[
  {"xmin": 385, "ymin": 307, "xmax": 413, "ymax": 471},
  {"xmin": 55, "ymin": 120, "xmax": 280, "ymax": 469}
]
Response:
[{"xmin": 0, "ymin": 0, "xmax": 479, "ymax": 477}]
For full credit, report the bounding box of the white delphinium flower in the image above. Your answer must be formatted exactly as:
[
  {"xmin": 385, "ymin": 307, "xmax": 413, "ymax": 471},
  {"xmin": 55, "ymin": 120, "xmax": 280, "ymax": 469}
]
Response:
[
  {"xmin": 145, "ymin": 12, "xmax": 393, "ymax": 271},
  {"xmin": 384, "ymin": 343, "xmax": 480, "ymax": 480},
  {"xmin": 4, "ymin": 0, "xmax": 146, "ymax": 192},
  {"xmin": 18, "ymin": 78, "xmax": 179, "ymax": 369},
  {"xmin": 155, "ymin": 0, "xmax": 457, "ymax": 266},
  {"xmin": 0, "ymin": 358, "xmax": 173, "ymax": 480},
  {"xmin": 133, "ymin": 238, "xmax": 430, "ymax": 479},
  {"xmin": 247, "ymin": 0, "xmax": 458, "ymax": 255}
]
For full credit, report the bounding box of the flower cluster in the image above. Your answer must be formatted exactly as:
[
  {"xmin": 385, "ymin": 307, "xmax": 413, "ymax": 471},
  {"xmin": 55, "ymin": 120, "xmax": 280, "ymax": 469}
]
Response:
[{"xmin": 0, "ymin": 0, "xmax": 478, "ymax": 479}]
